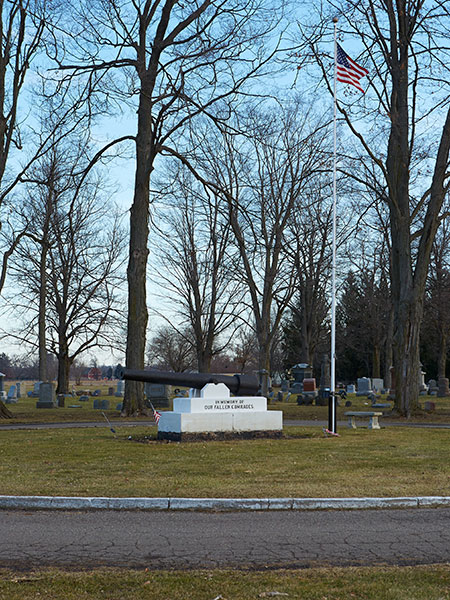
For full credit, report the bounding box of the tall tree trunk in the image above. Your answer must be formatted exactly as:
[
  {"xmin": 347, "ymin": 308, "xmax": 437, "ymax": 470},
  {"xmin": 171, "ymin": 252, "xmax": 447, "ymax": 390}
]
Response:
[
  {"xmin": 38, "ymin": 242, "xmax": 48, "ymax": 382},
  {"xmin": 384, "ymin": 306, "xmax": 394, "ymax": 390},
  {"xmin": 392, "ymin": 293, "xmax": 422, "ymax": 417},
  {"xmin": 56, "ymin": 342, "xmax": 71, "ymax": 394},
  {"xmin": 123, "ymin": 87, "xmax": 152, "ymax": 416},
  {"xmin": 372, "ymin": 345, "xmax": 381, "ymax": 379},
  {"xmin": 258, "ymin": 340, "xmax": 271, "ymax": 398},
  {"xmin": 437, "ymin": 330, "xmax": 447, "ymax": 380}
]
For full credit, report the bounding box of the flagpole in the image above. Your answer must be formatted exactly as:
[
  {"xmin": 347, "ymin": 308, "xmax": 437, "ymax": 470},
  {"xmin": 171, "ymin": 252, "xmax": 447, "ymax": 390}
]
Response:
[{"xmin": 329, "ymin": 16, "xmax": 338, "ymax": 435}]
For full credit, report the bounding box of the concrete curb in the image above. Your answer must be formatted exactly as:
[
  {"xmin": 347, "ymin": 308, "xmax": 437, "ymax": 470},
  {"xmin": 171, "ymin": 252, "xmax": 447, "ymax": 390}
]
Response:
[{"xmin": 1, "ymin": 495, "xmax": 449, "ymax": 511}]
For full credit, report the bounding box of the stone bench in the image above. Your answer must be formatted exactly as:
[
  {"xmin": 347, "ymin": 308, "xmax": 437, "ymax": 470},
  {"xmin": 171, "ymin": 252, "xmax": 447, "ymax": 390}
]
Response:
[{"xmin": 344, "ymin": 411, "xmax": 383, "ymax": 430}]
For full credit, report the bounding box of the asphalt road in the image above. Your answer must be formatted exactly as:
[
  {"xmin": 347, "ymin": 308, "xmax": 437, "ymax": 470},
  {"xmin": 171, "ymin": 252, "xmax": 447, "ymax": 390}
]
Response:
[{"xmin": 1, "ymin": 508, "xmax": 449, "ymax": 570}]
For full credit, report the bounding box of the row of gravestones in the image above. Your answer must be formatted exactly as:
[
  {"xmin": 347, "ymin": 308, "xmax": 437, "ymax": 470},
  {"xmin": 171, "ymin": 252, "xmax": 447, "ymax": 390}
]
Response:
[{"xmin": 4, "ymin": 379, "xmax": 171, "ymax": 410}]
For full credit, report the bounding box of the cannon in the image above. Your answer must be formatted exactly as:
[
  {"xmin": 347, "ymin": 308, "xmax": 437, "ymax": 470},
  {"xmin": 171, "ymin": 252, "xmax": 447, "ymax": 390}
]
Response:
[{"xmin": 118, "ymin": 367, "xmax": 259, "ymax": 397}]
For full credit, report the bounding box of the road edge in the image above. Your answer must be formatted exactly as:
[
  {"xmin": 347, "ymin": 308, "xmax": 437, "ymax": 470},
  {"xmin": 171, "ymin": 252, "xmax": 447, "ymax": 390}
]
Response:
[{"xmin": 1, "ymin": 495, "xmax": 449, "ymax": 511}]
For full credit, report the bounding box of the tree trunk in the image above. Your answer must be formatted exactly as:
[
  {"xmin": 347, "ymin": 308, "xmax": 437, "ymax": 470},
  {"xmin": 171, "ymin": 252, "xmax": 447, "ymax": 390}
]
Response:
[
  {"xmin": 38, "ymin": 242, "xmax": 48, "ymax": 382},
  {"xmin": 257, "ymin": 333, "xmax": 271, "ymax": 398},
  {"xmin": 372, "ymin": 345, "xmax": 381, "ymax": 379},
  {"xmin": 392, "ymin": 296, "xmax": 422, "ymax": 417},
  {"xmin": 0, "ymin": 400, "xmax": 12, "ymax": 418},
  {"xmin": 384, "ymin": 305, "xmax": 394, "ymax": 390},
  {"xmin": 123, "ymin": 86, "xmax": 152, "ymax": 416},
  {"xmin": 56, "ymin": 342, "xmax": 71, "ymax": 394},
  {"xmin": 437, "ymin": 330, "xmax": 447, "ymax": 380}
]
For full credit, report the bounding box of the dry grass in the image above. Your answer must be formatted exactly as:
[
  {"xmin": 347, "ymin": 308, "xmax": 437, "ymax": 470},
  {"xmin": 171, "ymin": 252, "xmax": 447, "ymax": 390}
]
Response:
[
  {"xmin": 0, "ymin": 565, "xmax": 449, "ymax": 599},
  {"xmin": 0, "ymin": 425, "xmax": 448, "ymax": 498}
]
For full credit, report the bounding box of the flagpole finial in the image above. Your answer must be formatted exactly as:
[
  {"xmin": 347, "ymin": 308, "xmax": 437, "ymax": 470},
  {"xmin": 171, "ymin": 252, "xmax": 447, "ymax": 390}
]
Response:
[{"xmin": 333, "ymin": 16, "xmax": 338, "ymax": 23}]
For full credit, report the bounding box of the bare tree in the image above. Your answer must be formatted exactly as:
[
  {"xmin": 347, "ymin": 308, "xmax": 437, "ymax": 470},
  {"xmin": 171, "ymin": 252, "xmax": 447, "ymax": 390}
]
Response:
[
  {"xmin": 196, "ymin": 105, "xmax": 330, "ymax": 395},
  {"xmin": 7, "ymin": 142, "xmax": 126, "ymax": 393},
  {"xmin": 147, "ymin": 324, "xmax": 196, "ymax": 372},
  {"xmin": 52, "ymin": 0, "xmax": 287, "ymax": 414},
  {"xmin": 284, "ymin": 178, "xmax": 334, "ymax": 367},
  {"xmin": 152, "ymin": 167, "xmax": 243, "ymax": 372},
  {"xmin": 297, "ymin": 1, "xmax": 450, "ymax": 415}
]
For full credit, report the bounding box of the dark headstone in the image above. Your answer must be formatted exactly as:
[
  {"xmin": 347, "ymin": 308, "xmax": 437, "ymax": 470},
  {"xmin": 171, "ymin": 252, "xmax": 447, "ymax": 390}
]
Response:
[
  {"xmin": 94, "ymin": 399, "xmax": 110, "ymax": 410},
  {"xmin": 144, "ymin": 382, "xmax": 170, "ymax": 408},
  {"xmin": 36, "ymin": 382, "xmax": 56, "ymax": 408},
  {"xmin": 291, "ymin": 363, "xmax": 312, "ymax": 394},
  {"xmin": 438, "ymin": 377, "xmax": 450, "ymax": 397}
]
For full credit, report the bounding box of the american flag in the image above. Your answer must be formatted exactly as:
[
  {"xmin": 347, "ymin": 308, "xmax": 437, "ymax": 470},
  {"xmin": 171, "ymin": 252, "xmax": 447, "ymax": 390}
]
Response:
[
  {"xmin": 149, "ymin": 401, "xmax": 161, "ymax": 424},
  {"xmin": 336, "ymin": 43, "xmax": 368, "ymax": 93}
]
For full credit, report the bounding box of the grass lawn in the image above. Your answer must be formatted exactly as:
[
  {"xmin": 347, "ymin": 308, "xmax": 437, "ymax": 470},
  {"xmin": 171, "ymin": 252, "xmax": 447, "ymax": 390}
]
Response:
[
  {"xmin": 0, "ymin": 565, "xmax": 449, "ymax": 599},
  {"xmin": 0, "ymin": 425, "xmax": 449, "ymax": 498}
]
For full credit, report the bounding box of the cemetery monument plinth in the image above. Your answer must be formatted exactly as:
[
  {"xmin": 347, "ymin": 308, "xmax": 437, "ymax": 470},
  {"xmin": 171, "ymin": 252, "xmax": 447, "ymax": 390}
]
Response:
[{"xmin": 120, "ymin": 368, "xmax": 282, "ymax": 441}]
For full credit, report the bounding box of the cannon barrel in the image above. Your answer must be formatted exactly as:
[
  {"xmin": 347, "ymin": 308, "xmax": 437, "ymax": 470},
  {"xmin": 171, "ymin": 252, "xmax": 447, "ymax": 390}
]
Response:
[{"xmin": 119, "ymin": 368, "xmax": 259, "ymax": 397}]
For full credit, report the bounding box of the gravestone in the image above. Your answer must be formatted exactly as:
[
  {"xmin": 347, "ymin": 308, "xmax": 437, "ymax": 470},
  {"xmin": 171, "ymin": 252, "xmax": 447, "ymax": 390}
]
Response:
[
  {"xmin": 32, "ymin": 381, "xmax": 42, "ymax": 398},
  {"xmin": 36, "ymin": 382, "xmax": 56, "ymax": 408},
  {"xmin": 145, "ymin": 382, "xmax": 171, "ymax": 409},
  {"xmin": 418, "ymin": 365, "xmax": 428, "ymax": 394},
  {"xmin": 108, "ymin": 387, "xmax": 114, "ymax": 396},
  {"xmin": 290, "ymin": 363, "xmax": 312, "ymax": 394},
  {"xmin": 6, "ymin": 385, "xmax": 17, "ymax": 404},
  {"xmin": 79, "ymin": 395, "xmax": 90, "ymax": 402},
  {"xmin": 356, "ymin": 377, "xmax": 372, "ymax": 396},
  {"xmin": 94, "ymin": 399, "xmax": 110, "ymax": 410},
  {"xmin": 438, "ymin": 377, "xmax": 450, "ymax": 397},
  {"xmin": 281, "ymin": 380, "xmax": 290, "ymax": 393},
  {"xmin": 115, "ymin": 380, "xmax": 125, "ymax": 397},
  {"xmin": 346, "ymin": 384, "xmax": 356, "ymax": 394},
  {"xmin": 428, "ymin": 379, "xmax": 438, "ymax": 395},
  {"xmin": 372, "ymin": 378, "xmax": 384, "ymax": 393},
  {"xmin": 16, "ymin": 382, "xmax": 23, "ymax": 398},
  {"xmin": 424, "ymin": 401, "xmax": 436, "ymax": 412}
]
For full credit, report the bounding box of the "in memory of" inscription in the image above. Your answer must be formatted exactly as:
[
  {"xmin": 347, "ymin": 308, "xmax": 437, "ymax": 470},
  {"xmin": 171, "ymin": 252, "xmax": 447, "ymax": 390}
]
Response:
[{"xmin": 203, "ymin": 399, "xmax": 255, "ymax": 411}]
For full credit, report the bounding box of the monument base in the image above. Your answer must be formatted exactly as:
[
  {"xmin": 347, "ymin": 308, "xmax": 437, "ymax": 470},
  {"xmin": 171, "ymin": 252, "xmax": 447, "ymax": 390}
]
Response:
[
  {"xmin": 157, "ymin": 410, "xmax": 283, "ymax": 435},
  {"xmin": 36, "ymin": 401, "xmax": 56, "ymax": 409},
  {"xmin": 157, "ymin": 429, "xmax": 283, "ymax": 442}
]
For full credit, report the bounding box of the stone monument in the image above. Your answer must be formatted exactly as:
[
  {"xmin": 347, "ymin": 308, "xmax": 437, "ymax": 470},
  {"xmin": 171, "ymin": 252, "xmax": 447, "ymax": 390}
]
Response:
[
  {"xmin": 438, "ymin": 377, "xmax": 450, "ymax": 397},
  {"xmin": 115, "ymin": 380, "xmax": 125, "ymax": 397},
  {"xmin": 290, "ymin": 363, "xmax": 313, "ymax": 394},
  {"xmin": 36, "ymin": 382, "xmax": 56, "ymax": 408},
  {"xmin": 145, "ymin": 382, "xmax": 171, "ymax": 408},
  {"xmin": 157, "ymin": 382, "xmax": 282, "ymax": 440},
  {"xmin": 356, "ymin": 377, "xmax": 373, "ymax": 396}
]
